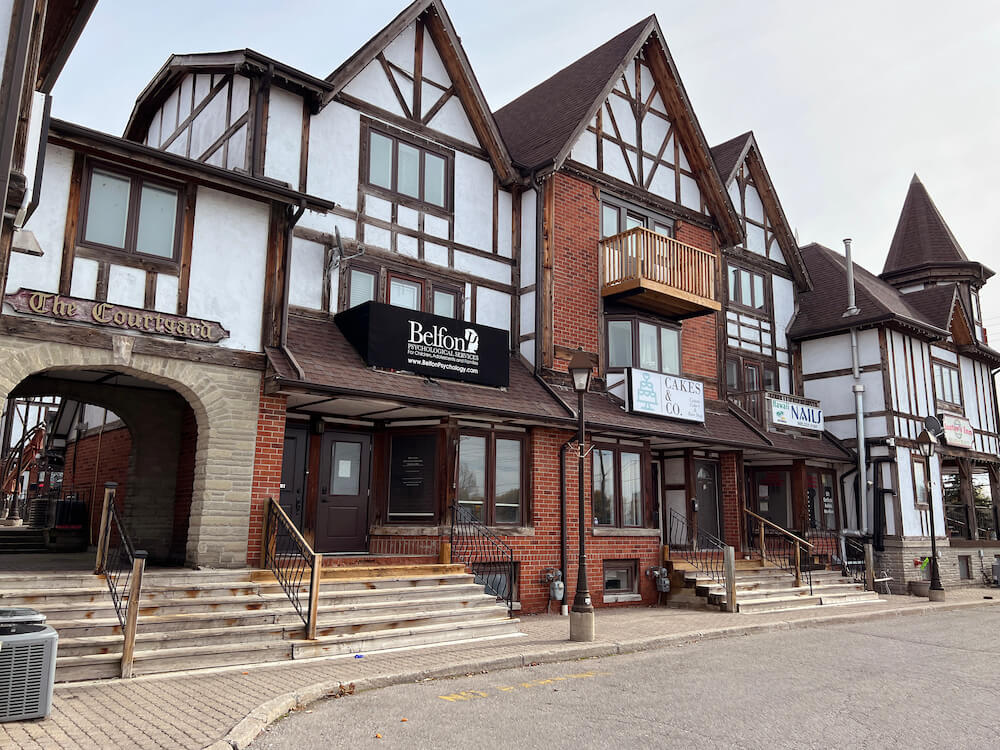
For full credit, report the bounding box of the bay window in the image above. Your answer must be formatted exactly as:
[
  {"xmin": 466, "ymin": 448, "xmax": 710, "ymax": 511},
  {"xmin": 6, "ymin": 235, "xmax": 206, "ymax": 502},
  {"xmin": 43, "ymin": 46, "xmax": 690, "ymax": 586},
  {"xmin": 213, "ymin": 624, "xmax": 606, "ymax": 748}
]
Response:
[
  {"xmin": 457, "ymin": 432, "xmax": 525, "ymax": 526},
  {"xmin": 592, "ymin": 446, "xmax": 645, "ymax": 528}
]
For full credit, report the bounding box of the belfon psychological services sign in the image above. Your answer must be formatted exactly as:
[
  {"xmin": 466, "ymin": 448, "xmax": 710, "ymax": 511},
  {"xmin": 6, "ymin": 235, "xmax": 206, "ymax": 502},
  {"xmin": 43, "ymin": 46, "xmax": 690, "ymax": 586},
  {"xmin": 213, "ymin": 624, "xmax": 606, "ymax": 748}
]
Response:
[
  {"xmin": 627, "ymin": 367, "xmax": 704, "ymax": 423},
  {"xmin": 768, "ymin": 395, "xmax": 824, "ymax": 431},
  {"xmin": 4, "ymin": 288, "xmax": 229, "ymax": 342},
  {"xmin": 335, "ymin": 301, "xmax": 509, "ymax": 387}
]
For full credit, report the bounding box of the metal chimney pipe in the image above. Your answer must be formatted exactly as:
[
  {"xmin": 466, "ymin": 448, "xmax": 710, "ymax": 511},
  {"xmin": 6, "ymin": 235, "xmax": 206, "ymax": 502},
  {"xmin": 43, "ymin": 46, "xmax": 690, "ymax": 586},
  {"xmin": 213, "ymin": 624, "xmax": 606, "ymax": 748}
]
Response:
[{"xmin": 843, "ymin": 238, "xmax": 860, "ymax": 317}]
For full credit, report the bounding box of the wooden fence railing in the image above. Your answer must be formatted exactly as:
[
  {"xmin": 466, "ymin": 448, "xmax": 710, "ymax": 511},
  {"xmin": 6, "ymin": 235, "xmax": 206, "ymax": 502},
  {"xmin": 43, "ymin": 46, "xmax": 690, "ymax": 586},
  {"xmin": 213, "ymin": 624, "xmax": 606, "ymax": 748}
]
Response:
[{"xmin": 600, "ymin": 227, "xmax": 716, "ymax": 302}]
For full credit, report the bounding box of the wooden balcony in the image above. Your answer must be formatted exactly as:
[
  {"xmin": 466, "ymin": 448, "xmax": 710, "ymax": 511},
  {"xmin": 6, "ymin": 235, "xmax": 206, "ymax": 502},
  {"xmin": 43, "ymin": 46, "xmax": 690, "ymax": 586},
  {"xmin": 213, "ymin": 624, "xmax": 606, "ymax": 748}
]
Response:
[{"xmin": 600, "ymin": 227, "xmax": 720, "ymax": 318}]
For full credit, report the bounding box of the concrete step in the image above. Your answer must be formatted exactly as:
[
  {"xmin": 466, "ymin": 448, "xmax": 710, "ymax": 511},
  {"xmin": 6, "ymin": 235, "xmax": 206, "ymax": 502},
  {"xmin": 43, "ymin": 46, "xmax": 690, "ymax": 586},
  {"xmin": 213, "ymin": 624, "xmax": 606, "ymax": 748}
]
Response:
[
  {"xmin": 56, "ymin": 621, "xmax": 304, "ymax": 657},
  {"xmin": 294, "ymin": 617, "xmax": 520, "ymax": 660},
  {"xmin": 819, "ymin": 591, "xmax": 881, "ymax": 606},
  {"xmin": 736, "ymin": 595, "xmax": 824, "ymax": 614}
]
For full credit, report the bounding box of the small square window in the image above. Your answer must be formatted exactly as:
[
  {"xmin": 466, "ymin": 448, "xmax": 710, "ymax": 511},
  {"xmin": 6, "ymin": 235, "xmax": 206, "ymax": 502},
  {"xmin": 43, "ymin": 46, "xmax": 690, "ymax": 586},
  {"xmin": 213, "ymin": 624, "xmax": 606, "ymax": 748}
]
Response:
[
  {"xmin": 349, "ymin": 269, "xmax": 377, "ymax": 308},
  {"xmin": 389, "ymin": 276, "xmax": 422, "ymax": 310},
  {"xmin": 603, "ymin": 559, "xmax": 639, "ymax": 602},
  {"xmin": 433, "ymin": 289, "xmax": 457, "ymax": 318}
]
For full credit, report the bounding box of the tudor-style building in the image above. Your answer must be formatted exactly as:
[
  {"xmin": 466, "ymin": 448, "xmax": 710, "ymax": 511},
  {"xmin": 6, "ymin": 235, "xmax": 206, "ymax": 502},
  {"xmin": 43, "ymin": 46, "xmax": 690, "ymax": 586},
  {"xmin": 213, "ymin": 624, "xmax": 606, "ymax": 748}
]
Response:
[{"xmin": 790, "ymin": 176, "xmax": 1000, "ymax": 591}]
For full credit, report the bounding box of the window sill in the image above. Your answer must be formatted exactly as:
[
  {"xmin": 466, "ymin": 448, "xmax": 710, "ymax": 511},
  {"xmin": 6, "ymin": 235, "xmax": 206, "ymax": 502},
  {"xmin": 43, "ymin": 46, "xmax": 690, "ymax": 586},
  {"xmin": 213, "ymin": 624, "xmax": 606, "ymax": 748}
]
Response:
[
  {"xmin": 603, "ymin": 592, "xmax": 642, "ymax": 603},
  {"xmin": 592, "ymin": 526, "xmax": 660, "ymax": 537}
]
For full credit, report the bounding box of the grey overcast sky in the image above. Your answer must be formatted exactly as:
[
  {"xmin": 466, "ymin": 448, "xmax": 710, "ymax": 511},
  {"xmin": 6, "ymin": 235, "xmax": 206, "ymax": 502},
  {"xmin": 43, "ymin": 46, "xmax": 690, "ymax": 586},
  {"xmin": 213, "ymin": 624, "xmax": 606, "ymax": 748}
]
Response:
[{"xmin": 52, "ymin": 0, "xmax": 1000, "ymax": 340}]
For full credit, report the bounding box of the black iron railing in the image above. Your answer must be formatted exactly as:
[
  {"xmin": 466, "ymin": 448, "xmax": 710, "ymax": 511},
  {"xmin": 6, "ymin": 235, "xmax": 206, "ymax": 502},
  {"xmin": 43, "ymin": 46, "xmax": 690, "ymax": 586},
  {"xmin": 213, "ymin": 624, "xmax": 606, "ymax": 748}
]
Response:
[
  {"xmin": 744, "ymin": 507, "xmax": 813, "ymax": 594},
  {"xmin": 842, "ymin": 536, "xmax": 867, "ymax": 585},
  {"xmin": 26, "ymin": 486, "xmax": 92, "ymax": 531},
  {"xmin": 667, "ymin": 508, "xmax": 727, "ymax": 585},
  {"xmin": 804, "ymin": 528, "xmax": 840, "ymax": 569},
  {"xmin": 450, "ymin": 501, "xmax": 515, "ymax": 614},
  {"xmin": 261, "ymin": 497, "xmax": 321, "ymax": 639},
  {"xmin": 94, "ymin": 484, "xmax": 147, "ymax": 678}
]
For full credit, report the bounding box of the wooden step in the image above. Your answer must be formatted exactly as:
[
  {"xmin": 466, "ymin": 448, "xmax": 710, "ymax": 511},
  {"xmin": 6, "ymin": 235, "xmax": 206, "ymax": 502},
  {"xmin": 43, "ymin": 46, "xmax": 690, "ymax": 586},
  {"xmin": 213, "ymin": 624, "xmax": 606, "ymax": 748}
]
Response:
[{"xmin": 736, "ymin": 595, "xmax": 823, "ymax": 614}]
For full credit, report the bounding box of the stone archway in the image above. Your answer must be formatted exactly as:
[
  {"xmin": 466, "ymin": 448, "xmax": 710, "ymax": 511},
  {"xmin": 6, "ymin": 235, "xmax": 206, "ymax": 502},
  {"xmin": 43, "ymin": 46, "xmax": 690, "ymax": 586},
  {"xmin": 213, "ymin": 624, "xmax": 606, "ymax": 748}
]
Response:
[{"xmin": 0, "ymin": 336, "xmax": 262, "ymax": 567}]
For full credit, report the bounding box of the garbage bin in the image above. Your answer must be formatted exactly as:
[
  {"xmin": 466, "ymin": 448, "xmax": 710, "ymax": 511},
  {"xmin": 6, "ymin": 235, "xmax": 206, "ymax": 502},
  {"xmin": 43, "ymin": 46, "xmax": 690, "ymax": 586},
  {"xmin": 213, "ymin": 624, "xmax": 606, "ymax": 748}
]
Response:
[
  {"xmin": 0, "ymin": 622, "xmax": 58, "ymax": 721},
  {"xmin": 993, "ymin": 560, "xmax": 1000, "ymax": 588},
  {"xmin": 0, "ymin": 607, "xmax": 46, "ymax": 625}
]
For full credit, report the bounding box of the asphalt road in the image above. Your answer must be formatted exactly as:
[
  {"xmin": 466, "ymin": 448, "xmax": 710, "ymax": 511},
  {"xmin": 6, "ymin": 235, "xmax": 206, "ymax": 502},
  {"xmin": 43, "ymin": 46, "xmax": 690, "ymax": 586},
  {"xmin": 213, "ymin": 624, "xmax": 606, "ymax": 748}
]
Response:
[{"xmin": 251, "ymin": 608, "xmax": 1000, "ymax": 749}]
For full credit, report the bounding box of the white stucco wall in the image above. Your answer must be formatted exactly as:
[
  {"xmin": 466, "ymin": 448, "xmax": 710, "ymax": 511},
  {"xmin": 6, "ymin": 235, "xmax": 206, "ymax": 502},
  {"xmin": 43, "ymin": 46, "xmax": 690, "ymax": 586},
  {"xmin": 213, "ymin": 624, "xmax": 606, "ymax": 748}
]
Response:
[
  {"xmin": 186, "ymin": 187, "xmax": 270, "ymax": 351},
  {"xmin": 453, "ymin": 152, "xmax": 493, "ymax": 251},
  {"xmin": 289, "ymin": 237, "xmax": 325, "ymax": 310},
  {"xmin": 264, "ymin": 87, "xmax": 304, "ymax": 187},
  {"xmin": 7, "ymin": 145, "xmax": 74, "ymax": 294},
  {"xmin": 475, "ymin": 287, "xmax": 510, "ymax": 335},
  {"xmin": 106, "ymin": 265, "xmax": 146, "ymax": 308},
  {"xmin": 305, "ymin": 102, "xmax": 360, "ymax": 214}
]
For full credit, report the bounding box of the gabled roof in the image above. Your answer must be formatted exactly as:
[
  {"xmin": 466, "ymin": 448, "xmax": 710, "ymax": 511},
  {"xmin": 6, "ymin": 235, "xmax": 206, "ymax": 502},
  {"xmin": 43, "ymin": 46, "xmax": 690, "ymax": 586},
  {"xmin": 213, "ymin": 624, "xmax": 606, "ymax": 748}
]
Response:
[
  {"xmin": 124, "ymin": 49, "xmax": 334, "ymax": 142},
  {"xmin": 324, "ymin": 0, "xmax": 516, "ymax": 183},
  {"xmin": 788, "ymin": 243, "xmax": 949, "ymax": 341},
  {"xmin": 710, "ymin": 131, "xmax": 753, "ymax": 186},
  {"xmin": 881, "ymin": 175, "xmax": 994, "ymax": 285},
  {"xmin": 493, "ymin": 18, "xmax": 651, "ymax": 170},
  {"xmin": 493, "ymin": 16, "xmax": 742, "ymax": 245},
  {"xmin": 710, "ymin": 130, "xmax": 811, "ymax": 290}
]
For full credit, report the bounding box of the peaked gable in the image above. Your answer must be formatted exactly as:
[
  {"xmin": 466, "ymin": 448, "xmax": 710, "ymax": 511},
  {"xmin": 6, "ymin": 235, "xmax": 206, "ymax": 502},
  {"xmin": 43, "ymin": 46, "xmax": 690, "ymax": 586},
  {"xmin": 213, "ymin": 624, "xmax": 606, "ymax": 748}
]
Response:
[
  {"xmin": 325, "ymin": 0, "xmax": 515, "ymax": 183},
  {"xmin": 495, "ymin": 17, "xmax": 741, "ymax": 245},
  {"xmin": 883, "ymin": 175, "xmax": 968, "ymax": 277},
  {"xmin": 712, "ymin": 131, "xmax": 811, "ymax": 290}
]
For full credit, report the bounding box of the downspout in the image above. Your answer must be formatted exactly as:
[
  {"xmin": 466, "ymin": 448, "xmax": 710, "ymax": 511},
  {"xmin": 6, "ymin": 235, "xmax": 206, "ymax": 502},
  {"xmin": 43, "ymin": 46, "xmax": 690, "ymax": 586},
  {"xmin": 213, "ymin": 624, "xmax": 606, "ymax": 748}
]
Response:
[
  {"xmin": 280, "ymin": 200, "xmax": 307, "ymax": 380},
  {"xmin": 558, "ymin": 439, "xmax": 574, "ymax": 616},
  {"xmin": 843, "ymin": 238, "xmax": 868, "ymax": 534}
]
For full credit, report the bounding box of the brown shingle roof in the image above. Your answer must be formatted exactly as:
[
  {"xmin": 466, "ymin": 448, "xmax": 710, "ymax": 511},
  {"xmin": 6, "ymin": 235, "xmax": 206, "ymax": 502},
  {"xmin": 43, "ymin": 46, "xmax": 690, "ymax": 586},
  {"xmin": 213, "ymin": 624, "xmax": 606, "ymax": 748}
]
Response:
[
  {"xmin": 899, "ymin": 283, "xmax": 957, "ymax": 332},
  {"xmin": 788, "ymin": 243, "xmax": 949, "ymax": 340},
  {"xmin": 882, "ymin": 175, "xmax": 969, "ymax": 276},
  {"xmin": 710, "ymin": 131, "xmax": 752, "ymax": 185},
  {"xmin": 493, "ymin": 17, "xmax": 652, "ymax": 169},
  {"xmin": 269, "ymin": 314, "xmax": 572, "ymax": 421}
]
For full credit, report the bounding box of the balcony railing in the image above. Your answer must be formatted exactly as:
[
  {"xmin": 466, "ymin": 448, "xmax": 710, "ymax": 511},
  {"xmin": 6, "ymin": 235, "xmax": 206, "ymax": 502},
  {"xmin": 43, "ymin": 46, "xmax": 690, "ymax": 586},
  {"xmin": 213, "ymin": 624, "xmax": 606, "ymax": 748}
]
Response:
[{"xmin": 600, "ymin": 227, "xmax": 719, "ymax": 317}]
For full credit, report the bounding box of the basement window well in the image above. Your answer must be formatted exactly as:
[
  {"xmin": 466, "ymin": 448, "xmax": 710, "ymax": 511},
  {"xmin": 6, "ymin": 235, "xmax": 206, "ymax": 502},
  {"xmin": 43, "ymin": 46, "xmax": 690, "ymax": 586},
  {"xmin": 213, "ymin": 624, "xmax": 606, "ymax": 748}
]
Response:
[{"xmin": 603, "ymin": 559, "xmax": 640, "ymax": 603}]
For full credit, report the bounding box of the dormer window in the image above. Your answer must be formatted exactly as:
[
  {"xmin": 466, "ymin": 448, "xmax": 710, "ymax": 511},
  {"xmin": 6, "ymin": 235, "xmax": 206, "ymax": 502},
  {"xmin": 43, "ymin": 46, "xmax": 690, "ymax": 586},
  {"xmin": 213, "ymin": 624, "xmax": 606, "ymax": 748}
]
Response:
[{"xmin": 365, "ymin": 123, "xmax": 451, "ymax": 211}]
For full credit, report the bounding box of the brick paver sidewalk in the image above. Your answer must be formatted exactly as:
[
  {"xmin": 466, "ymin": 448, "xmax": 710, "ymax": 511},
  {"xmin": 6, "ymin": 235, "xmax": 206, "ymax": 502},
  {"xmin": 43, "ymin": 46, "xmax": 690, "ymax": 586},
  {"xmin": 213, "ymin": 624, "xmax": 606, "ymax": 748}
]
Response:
[{"xmin": 2, "ymin": 589, "xmax": 997, "ymax": 750}]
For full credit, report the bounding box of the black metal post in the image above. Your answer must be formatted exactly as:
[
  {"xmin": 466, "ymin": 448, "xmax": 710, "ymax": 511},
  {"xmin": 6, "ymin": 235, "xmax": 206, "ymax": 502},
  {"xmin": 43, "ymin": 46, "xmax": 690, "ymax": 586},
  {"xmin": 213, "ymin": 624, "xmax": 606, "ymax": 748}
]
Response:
[
  {"xmin": 571, "ymin": 389, "xmax": 593, "ymax": 614},
  {"xmin": 928, "ymin": 480, "xmax": 943, "ymax": 593}
]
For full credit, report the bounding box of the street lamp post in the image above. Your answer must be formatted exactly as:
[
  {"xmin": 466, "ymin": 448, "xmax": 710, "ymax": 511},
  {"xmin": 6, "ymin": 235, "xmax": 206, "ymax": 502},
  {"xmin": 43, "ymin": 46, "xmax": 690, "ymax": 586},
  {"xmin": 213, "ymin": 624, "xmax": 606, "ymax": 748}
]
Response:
[
  {"xmin": 568, "ymin": 349, "xmax": 595, "ymax": 642},
  {"xmin": 917, "ymin": 429, "xmax": 945, "ymax": 601}
]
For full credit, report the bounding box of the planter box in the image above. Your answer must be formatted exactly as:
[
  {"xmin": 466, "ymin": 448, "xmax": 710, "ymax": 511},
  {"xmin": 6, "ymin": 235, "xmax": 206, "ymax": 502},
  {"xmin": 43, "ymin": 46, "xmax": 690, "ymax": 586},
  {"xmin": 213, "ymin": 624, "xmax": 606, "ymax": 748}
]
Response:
[{"xmin": 909, "ymin": 580, "xmax": 931, "ymax": 597}]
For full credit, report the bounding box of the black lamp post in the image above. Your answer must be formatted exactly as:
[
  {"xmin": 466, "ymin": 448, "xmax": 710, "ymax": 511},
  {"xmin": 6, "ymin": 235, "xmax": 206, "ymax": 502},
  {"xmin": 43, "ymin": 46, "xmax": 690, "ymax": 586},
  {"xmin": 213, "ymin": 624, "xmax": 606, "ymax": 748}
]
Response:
[
  {"xmin": 568, "ymin": 349, "xmax": 595, "ymax": 641},
  {"xmin": 917, "ymin": 429, "xmax": 945, "ymax": 601}
]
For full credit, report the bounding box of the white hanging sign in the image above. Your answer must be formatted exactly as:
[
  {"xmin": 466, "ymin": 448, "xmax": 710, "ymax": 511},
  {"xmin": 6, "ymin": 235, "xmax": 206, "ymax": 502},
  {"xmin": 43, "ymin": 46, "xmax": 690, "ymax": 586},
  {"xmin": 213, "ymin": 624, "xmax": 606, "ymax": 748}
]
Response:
[
  {"xmin": 627, "ymin": 368, "xmax": 704, "ymax": 423},
  {"xmin": 941, "ymin": 413, "xmax": 974, "ymax": 449},
  {"xmin": 769, "ymin": 396, "xmax": 824, "ymax": 431}
]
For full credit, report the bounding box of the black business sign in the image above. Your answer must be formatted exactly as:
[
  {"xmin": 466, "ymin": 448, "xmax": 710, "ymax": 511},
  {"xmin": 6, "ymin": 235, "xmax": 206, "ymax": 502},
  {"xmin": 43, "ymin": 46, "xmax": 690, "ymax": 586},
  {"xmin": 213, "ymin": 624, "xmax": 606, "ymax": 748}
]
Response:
[{"xmin": 335, "ymin": 301, "xmax": 509, "ymax": 387}]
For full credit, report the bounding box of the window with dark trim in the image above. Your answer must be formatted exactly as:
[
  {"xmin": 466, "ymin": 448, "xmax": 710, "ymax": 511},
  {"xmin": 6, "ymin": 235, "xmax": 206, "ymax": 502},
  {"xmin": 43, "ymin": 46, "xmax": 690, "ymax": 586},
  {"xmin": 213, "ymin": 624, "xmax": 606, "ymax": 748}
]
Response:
[
  {"xmin": 727, "ymin": 264, "xmax": 767, "ymax": 311},
  {"xmin": 932, "ymin": 361, "xmax": 963, "ymax": 409},
  {"xmin": 343, "ymin": 263, "xmax": 463, "ymax": 319},
  {"xmin": 365, "ymin": 125, "xmax": 451, "ymax": 210},
  {"xmin": 606, "ymin": 317, "xmax": 680, "ymax": 375},
  {"xmin": 726, "ymin": 354, "xmax": 777, "ymax": 423},
  {"xmin": 600, "ymin": 196, "xmax": 673, "ymax": 239},
  {"xmin": 592, "ymin": 446, "xmax": 645, "ymax": 528},
  {"xmin": 971, "ymin": 290, "xmax": 985, "ymax": 343},
  {"xmin": 457, "ymin": 431, "xmax": 525, "ymax": 526},
  {"xmin": 79, "ymin": 163, "xmax": 183, "ymax": 262},
  {"xmin": 912, "ymin": 456, "xmax": 930, "ymax": 510}
]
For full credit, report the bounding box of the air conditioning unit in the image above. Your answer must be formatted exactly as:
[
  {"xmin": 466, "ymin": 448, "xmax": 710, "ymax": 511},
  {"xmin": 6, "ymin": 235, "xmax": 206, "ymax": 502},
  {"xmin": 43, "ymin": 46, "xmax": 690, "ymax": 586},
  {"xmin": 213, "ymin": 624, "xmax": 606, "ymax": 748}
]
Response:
[{"xmin": 0, "ymin": 623, "xmax": 58, "ymax": 722}]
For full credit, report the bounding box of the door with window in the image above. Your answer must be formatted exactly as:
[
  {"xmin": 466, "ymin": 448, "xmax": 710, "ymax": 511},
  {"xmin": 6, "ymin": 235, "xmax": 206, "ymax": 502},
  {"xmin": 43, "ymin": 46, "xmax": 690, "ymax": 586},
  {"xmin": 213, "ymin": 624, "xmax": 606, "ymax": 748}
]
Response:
[
  {"xmin": 695, "ymin": 460, "xmax": 721, "ymax": 540},
  {"xmin": 279, "ymin": 426, "xmax": 308, "ymax": 529},
  {"xmin": 316, "ymin": 432, "xmax": 372, "ymax": 553}
]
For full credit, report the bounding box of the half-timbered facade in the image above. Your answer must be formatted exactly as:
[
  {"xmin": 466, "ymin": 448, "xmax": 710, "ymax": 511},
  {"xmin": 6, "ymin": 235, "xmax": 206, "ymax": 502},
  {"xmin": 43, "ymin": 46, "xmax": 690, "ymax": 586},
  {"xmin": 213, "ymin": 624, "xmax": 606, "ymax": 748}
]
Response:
[{"xmin": 790, "ymin": 176, "xmax": 1000, "ymax": 591}]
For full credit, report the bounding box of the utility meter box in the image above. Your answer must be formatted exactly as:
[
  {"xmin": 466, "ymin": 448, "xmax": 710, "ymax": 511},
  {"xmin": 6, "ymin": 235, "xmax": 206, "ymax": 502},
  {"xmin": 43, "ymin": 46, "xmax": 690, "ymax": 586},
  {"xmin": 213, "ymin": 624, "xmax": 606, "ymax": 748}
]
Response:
[
  {"xmin": 0, "ymin": 622, "xmax": 58, "ymax": 722},
  {"xmin": 993, "ymin": 560, "xmax": 1000, "ymax": 588}
]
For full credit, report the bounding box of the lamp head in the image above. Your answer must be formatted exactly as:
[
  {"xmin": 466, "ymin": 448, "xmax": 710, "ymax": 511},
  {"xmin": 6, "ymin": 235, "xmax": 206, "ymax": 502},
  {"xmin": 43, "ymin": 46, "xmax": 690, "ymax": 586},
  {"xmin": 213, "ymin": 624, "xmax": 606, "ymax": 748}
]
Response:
[
  {"xmin": 568, "ymin": 349, "xmax": 593, "ymax": 394},
  {"xmin": 916, "ymin": 429, "xmax": 938, "ymax": 459}
]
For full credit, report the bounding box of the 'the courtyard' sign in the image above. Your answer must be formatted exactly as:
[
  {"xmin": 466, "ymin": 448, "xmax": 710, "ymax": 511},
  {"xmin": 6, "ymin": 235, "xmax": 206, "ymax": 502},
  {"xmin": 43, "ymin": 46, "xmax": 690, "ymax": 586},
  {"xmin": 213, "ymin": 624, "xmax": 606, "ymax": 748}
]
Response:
[
  {"xmin": 335, "ymin": 301, "xmax": 509, "ymax": 387},
  {"xmin": 768, "ymin": 395, "xmax": 824, "ymax": 431},
  {"xmin": 941, "ymin": 413, "xmax": 974, "ymax": 449},
  {"xmin": 4, "ymin": 289, "xmax": 229, "ymax": 343},
  {"xmin": 627, "ymin": 368, "xmax": 704, "ymax": 423}
]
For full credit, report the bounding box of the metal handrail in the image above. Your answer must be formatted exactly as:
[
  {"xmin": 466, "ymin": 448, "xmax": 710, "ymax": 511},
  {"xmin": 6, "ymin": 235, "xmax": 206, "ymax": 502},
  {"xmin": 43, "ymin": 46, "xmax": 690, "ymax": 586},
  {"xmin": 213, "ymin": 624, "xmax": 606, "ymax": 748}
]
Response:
[
  {"xmin": 450, "ymin": 501, "xmax": 515, "ymax": 615},
  {"xmin": 94, "ymin": 483, "xmax": 147, "ymax": 678},
  {"xmin": 842, "ymin": 536, "xmax": 867, "ymax": 585},
  {"xmin": 261, "ymin": 497, "xmax": 321, "ymax": 639},
  {"xmin": 667, "ymin": 508, "xmax": 727, "ymax": 585},
  {"xmin": 743, "ymin": 506, "xmax": 812, "ymax": 592}
]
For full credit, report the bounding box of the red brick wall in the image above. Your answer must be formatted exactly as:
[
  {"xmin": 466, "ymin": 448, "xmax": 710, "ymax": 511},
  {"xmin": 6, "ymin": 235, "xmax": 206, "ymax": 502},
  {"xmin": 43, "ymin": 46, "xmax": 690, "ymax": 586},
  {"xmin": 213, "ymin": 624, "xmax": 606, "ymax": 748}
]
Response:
[
  {"xmin": 676, "ymin": 221, "xmax": 720, "ymax": 399},
  {"xmin": 63, "ymin": 424, "xmax": 132, "ymax": 541},
  {"xmin": 720, "ymin": 451, "xmax": 743, "ymax": 553},
  {"xmin": 551, "ymin": 172, "xmax": 600, "ymax": 371},
  {"xmin": 170, "ymin": 404, "xmax": 197, "ymax": 562},
  {"xmin": 246, "ymin": 386, "xmax": 288, "ymax": 565}
]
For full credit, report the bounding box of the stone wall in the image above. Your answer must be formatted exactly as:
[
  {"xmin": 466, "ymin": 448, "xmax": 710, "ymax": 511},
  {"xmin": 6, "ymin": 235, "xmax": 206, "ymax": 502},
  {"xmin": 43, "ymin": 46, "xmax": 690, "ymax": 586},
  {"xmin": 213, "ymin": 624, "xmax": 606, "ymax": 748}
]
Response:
[
  {"xmin": 0, "ymin": 334, "xmax": 262, "ymax": 567},
  {"xmin": 876, "ymin": 538, "xmax": 1000, "ymax": 593}
]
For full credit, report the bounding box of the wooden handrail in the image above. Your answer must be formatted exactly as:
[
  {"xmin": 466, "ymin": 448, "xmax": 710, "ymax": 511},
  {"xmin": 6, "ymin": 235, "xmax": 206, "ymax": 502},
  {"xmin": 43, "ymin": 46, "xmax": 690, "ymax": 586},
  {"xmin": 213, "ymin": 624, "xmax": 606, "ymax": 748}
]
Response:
[{"xmin": 743, "ymin": 506, "xmax": 814, "ymax": 550}]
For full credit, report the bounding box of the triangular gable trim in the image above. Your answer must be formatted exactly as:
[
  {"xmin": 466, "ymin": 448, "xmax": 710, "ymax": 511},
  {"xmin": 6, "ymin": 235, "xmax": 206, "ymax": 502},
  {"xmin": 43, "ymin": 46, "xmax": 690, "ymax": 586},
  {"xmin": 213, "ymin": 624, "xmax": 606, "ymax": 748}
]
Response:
[
  {"xmin": 323, "ymin": 0, "xmax": 515, "ymax": 183},
  {"xmin": 551, "ymin": 19, "xmax": 741, "ymax": 245}
]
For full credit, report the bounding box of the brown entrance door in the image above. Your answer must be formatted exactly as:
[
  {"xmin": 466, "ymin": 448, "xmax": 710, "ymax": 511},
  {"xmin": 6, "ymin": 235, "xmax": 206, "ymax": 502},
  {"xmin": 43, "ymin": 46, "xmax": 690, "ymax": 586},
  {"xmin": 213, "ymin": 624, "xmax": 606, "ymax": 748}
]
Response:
[
  {"xmin": 316, "ymin": 432, "xmax": 372, "ymax": 553},
  {"xmin": 279, "ymin": 426, "xmax": 308, "ymax": 529}
]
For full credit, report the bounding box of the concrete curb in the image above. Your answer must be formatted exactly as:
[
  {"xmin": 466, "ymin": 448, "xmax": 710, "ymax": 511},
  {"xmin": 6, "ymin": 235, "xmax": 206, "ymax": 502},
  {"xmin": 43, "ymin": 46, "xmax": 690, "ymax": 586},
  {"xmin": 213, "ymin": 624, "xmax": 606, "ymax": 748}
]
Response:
[{"xmin": 204, "ymin": 597, "xmax": 999, "ymax": 749}]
